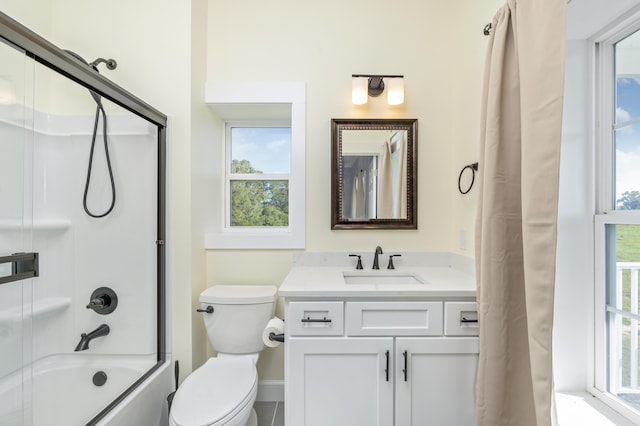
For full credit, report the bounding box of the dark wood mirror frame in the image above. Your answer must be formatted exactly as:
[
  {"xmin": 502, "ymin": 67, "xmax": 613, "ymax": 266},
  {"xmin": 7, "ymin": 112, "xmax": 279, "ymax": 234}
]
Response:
[{"xmin": 331, "ymin": 118, "xmax": 418, "ymax": 230}]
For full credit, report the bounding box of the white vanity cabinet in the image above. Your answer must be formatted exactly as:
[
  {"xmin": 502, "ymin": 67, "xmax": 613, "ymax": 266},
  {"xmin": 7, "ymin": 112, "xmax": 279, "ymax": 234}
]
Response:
[
  {"xmin": 284, "ymin": 299, "xmax": 479, "ymax": 426},
  {"xmin": 287, "ymin": 337, "xmax": 394, "ymax": 425}
]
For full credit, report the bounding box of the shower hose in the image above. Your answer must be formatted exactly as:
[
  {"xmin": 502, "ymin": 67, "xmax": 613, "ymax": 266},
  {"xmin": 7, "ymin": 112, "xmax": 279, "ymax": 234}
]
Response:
[
  {"xmin": 64, "ymin": 49, "xmax": 117, "ymax": 218},
  {"xmin": 83, "ymin": 92, "xmax": 116, "ymax": 218}
]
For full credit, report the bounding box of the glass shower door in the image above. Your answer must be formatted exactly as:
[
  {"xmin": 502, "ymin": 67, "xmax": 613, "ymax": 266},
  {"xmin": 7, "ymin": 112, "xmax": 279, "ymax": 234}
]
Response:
[
  {"xmin": 0, "ymin": 36, "xmax": 35, "ymax": 426},
  {"xmin": 0, "ymin": 11, "xmax": 167, "ymax": 424}
]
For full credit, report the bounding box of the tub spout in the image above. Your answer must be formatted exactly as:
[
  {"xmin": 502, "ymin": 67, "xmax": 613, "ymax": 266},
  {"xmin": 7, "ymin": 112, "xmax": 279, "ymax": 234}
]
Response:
[{"xmin": 74, "ymin": 324, "xmax": 110, "ymax": 351}]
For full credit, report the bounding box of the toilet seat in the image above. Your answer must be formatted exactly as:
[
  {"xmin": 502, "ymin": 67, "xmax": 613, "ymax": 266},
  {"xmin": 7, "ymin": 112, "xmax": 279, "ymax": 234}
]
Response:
[{"xmin": 170, "ymin": 357, "xmax": 257, "ymax": 426}]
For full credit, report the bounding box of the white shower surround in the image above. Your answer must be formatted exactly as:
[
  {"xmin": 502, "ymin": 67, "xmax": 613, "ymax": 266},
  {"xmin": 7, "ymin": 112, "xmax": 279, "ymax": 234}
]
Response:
[{"xmin": 0, "ymin": 106, "xmax": 167, "ymax": 424}]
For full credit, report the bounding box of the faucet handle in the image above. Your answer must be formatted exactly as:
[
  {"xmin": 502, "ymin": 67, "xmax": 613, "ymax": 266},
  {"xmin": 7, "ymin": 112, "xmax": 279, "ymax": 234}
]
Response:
[
  {"xmin": 387, "ymin": 254, "xmax": 402, "ymax": 270},
  {"xmin": 349, "ymin": 254, "xmax": 363, "ymax": 270},
  {"xmin": 86, "ymin": 287, "xmax": 118, "ymax": 315}
]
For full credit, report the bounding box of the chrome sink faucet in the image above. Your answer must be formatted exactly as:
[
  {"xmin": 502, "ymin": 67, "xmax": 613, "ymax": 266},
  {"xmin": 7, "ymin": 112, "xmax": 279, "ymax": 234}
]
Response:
[{"xmin": 372, "ymin": 246, "xmax": 383, "ymax": 269}]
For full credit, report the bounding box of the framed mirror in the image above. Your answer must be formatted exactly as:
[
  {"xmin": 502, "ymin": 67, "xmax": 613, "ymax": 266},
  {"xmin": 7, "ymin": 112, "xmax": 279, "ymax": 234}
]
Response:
[{"xmin": 331, "ymin": 118, "xmax": 417, "ymax": 229}]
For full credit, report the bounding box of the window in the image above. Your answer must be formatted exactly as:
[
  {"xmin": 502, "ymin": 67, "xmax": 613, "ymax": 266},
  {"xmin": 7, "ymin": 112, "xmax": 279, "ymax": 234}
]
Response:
[
  {"xmin": 204, "ymin": 81, "xmax": 305, "ymax": 249},
  {"xmin": 613, "ymin": 33, "xmax": 640, "ymax": 210},
  {"xmin": 226, "ymin": 124, "xmax": 291, "ymax": 228},
  {"xmin": 594, "ymin": 22, "xmax": 640, "ymax": 423}
]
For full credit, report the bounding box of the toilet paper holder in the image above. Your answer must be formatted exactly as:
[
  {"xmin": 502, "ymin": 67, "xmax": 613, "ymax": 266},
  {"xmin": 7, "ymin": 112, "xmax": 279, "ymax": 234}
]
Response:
[
  {"xmin": 268, "ymin": 332, "xmax": 284, "ymax": 343},
  {"xmin": 263, "ymin": 316, "xmax": 285, "ymax": 347}
]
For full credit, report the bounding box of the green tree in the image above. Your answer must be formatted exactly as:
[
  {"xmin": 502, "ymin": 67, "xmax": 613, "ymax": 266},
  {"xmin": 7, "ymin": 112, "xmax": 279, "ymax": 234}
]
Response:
[
  {"xmin": 230, "ymin": 160, "xmax": 288, "ymax": 226},
  {"xmin": 616, "ymin": 190, "xmax": 640, "ymax": 210},
  {"xmin": 231, "ymin": 159, "xmax": 259, "ymax": 174}
]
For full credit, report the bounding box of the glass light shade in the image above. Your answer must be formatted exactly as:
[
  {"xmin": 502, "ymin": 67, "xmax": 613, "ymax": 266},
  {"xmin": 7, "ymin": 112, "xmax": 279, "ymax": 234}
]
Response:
[
  {"xmin": 387, "ymin": 77, "xmax": 404, "ymax": 105},
  {"xmin": 352, "ymin": 77, "xmax": 369, "ymax": 105}
]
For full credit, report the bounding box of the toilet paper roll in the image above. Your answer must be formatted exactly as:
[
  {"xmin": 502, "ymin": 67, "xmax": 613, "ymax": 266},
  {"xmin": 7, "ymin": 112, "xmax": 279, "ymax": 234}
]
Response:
[{"xmin": 262, "ymin": 316, "xmax": 285, "ymax": 348}]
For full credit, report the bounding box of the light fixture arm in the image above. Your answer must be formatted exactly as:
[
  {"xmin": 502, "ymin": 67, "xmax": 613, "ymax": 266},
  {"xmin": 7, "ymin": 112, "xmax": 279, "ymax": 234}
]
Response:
[
  {"xmin": 351, "ymin": 74, "xmax": 404, "ymax": 78},
  {"xmin": 352, "ymin": 74, "xmax": 403, "ymax": 98}
]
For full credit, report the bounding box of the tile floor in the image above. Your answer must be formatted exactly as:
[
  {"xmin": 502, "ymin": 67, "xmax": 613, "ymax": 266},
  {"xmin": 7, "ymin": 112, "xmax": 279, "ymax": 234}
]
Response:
[{"xmin": 254, "ymin": 401, "xmax": 285, "ymax": 426}]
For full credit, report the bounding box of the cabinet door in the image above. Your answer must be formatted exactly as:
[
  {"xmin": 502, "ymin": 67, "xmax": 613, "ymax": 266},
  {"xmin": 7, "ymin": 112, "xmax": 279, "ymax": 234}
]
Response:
[
  {"xmin": 395, "ymin": 337, "xmax": 479, "ymax": 426},
  {"xmin": 287, "ymin": 337, "xmax": 394, "ymax": 426}
]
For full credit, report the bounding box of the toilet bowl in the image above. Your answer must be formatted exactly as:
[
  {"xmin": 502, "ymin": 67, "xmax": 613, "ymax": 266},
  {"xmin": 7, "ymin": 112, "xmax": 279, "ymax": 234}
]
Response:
[
  {"xmin": 169, "ymin": 357, "xmax": 257, "ymax": 426},
  {"xmin": 168, "ymin": 285, "xmax": 277, "ymax": 426}
]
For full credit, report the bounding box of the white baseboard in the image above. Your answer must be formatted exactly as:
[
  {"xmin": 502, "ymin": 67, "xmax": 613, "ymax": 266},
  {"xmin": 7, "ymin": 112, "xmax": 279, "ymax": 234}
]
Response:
[{"xmin": 256, "ymin": 380, "xmax": 284, "ymax": 402}]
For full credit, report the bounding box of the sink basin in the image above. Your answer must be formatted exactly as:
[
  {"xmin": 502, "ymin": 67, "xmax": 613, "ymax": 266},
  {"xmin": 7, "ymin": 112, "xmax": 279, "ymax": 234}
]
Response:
[{"xmin": 342, "ymin": 271, "xmax": 426, "ymax": 285}]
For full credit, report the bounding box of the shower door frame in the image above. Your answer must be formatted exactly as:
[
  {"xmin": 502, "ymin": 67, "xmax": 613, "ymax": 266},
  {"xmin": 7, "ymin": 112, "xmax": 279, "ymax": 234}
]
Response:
[{"xmin": 0, "ymin": 11, "xmax": 168, "ymax": 425}]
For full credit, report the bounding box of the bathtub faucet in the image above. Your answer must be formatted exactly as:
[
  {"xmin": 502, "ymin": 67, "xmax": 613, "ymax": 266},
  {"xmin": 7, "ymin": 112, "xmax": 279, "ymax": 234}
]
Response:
[{"xmin": 74, "ymin": 324, "xmax": 110, "ymax": 351}]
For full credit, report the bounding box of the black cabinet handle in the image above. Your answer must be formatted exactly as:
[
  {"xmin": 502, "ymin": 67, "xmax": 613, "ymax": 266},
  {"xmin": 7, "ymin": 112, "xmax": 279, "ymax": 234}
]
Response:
[
  {"xmin": 460, "ymin": 317, "xmax": 478, "ymax": 323},
  {"xmin": 301, "ymin": 316, "xmax": 332, "ymax": 323},
  {"xmin": 385, "ymin": 350, "xmax": 390, "ymax": 382},
  {"xmin": 402, "ymin": 350, "xmax": 408, "ymax": 382},
  {"xmin": 196, "ymin": 306, "xmax": 214, "ymax": 314}
]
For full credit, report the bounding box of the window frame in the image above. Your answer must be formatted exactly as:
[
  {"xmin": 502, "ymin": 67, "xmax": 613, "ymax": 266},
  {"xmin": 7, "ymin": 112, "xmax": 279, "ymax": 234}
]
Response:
[
  {"xmin": 224, "ymin": 121, "xmax": 292, "ymax": 231},
  {"xmin": 593, "ymin": 16, "xmax": 640, "ymax": 423},
  {"xmin": 204, "ymin": 81, "xmax": 305, "ymax": 249}
]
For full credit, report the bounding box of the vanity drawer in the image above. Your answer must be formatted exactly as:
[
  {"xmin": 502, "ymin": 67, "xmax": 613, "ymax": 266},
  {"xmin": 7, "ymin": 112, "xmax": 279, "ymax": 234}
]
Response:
[
  {"xmin": 445, "ymin": 302, "xmax": 478, "ymax": 336},
  {"xmin": 345, "ymin": 301, "xmax": 443, "ymax": 336},
  {"xmin": 287, "ymin": 301, "xmax": 344, "ymax": 336}
]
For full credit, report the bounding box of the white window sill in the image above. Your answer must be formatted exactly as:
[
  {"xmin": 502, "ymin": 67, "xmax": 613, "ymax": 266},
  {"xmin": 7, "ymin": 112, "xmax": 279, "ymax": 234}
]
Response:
[
  {"xmin": 556, "ymin": 392, "xmax": 636, "ymax": 425},
  {"xmin": 205, "ymin": 232, "xmax": 304, "ymax": 250}
]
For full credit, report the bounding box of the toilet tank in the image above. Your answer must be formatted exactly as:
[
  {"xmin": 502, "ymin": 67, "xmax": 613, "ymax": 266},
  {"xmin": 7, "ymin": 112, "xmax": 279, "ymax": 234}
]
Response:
[{"xmin": 199, "ymin": 285, "xmax": 277, "ymax": 354}]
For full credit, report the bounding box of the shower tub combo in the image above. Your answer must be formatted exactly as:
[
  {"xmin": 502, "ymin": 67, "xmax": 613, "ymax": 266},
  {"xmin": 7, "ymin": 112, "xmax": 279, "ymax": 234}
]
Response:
[{"xmin": 0, "ymin": 11, "xmax": 170, "ymax": 426}]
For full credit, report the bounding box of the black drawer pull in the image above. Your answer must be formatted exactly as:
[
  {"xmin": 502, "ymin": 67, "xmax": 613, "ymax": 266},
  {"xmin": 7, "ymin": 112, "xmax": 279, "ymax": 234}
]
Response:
[
  {"xmin": 460, "ymin": 317, "xmax": 478, "ymax": 323},
  {"xmin": 402, "ymin": 350, "xmax": 408, "ymax": 382},
  {"xmin": 301, "ymin": 316, "xmax": 332, "ymax": 323},
  {"xmin": 385, "ymin": 350, "xmax": 390, "ymax": 382}
]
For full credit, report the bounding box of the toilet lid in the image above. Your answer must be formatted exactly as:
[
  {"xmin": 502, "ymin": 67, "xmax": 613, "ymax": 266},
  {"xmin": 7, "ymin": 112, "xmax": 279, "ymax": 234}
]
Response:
[{"xmin": 170, "ymin": 357, "xmax": 257, "ymax": 426}]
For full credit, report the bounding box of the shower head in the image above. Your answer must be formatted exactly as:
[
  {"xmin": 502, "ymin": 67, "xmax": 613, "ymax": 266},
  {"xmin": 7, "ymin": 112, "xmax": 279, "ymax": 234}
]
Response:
[
  {"xmin": 64, "ymin": 49, "xmax": 91, "ymax": 68},
  {"xmin": 63, "ymin": 49, "xmax": 102, "ymax": 104}
]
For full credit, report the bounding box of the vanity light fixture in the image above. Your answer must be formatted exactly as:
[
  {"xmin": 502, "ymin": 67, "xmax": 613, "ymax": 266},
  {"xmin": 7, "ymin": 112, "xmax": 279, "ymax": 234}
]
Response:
[{"xmin": 351, "ymin": 74, "xmax": 404, "ymax": 105}]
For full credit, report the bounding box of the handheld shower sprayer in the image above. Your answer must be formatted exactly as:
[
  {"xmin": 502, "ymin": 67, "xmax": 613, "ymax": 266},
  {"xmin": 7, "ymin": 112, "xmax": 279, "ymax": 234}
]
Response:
[{"xmin": 63, "ymin": 49, "xmax": 118, "ymax": 218}]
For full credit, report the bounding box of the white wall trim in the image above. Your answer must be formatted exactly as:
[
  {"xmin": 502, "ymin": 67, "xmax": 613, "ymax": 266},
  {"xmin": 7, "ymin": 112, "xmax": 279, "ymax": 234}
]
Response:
[
  {"xmin": 256, "ymin": 380, "xmax": 284, "ymax": 402},
  {"xmin": 204, "ymin": 81, "xmax": 306, "ymax": 250}
]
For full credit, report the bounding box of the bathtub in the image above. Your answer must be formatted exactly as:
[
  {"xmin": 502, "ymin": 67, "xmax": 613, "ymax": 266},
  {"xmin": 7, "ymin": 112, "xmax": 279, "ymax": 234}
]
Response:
[{"xmin": 0, "ymin": 354, "xmax": 172, "ymax": 425}]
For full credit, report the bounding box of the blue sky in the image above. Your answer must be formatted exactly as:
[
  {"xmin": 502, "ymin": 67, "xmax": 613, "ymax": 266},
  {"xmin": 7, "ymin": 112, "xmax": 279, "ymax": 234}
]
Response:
[
  {"xmin": 231, "ymin": 127, "xmax": 291, "ymax": 174},
  {"xmin": 615, "ymin": 78, "xmax": 640, "ymax": 200}
]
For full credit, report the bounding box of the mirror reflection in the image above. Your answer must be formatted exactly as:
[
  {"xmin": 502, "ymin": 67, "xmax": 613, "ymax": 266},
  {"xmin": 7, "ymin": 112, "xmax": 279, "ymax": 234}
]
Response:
[
  {"xmin": 332, "ymin": 119, "xmax": 417, "ymax": 230},
  {"xmin": 341, "ymin": 129, "xmax": 407, "ymax": 220}
]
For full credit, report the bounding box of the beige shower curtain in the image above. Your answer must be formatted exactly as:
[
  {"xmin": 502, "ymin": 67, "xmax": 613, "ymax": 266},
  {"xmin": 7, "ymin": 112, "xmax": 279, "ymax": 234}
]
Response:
[
  {"xmin": 475, "ymin": 1, "xmax": 566, "ymax": 425},
  {"xmin": 378, "ymin": 141, "xmax": 393, "ymax": 218},
  {"xmin": 378, "ymin": 136, "xmax": 407, "ymax": 218},
  {"xmin": 394, "ymin": 133, "xmax": 407, "ymax": 218}
]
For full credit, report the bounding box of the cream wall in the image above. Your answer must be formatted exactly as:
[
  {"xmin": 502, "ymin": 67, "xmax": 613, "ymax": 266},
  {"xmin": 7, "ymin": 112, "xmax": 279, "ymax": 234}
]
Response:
[
  {"xmin": 450, "ymin": 0, "xmax": 504, "ymax": 256},
  {"xmin": 203, "ymin": 0, "xmax": 504, "ymax": 380}
]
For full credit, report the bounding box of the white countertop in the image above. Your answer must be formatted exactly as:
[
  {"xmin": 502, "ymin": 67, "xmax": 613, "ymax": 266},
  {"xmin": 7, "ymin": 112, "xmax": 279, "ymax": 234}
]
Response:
[{"xmin": 278, "ymin": 265, "xmax": 476, "ymax": 299}]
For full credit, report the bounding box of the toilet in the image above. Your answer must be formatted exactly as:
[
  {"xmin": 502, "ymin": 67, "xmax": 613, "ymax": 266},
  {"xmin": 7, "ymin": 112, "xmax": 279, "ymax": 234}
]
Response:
[{"xmin": 169, "ymin": 285, "xmax": 278, "ymax": 426}]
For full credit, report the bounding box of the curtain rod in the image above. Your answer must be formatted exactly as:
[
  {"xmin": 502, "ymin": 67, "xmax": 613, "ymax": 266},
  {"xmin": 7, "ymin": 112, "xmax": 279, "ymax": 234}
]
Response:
[{"xmin": 483, "ymin": 0, "xmax": 571, "ymax": 36}]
